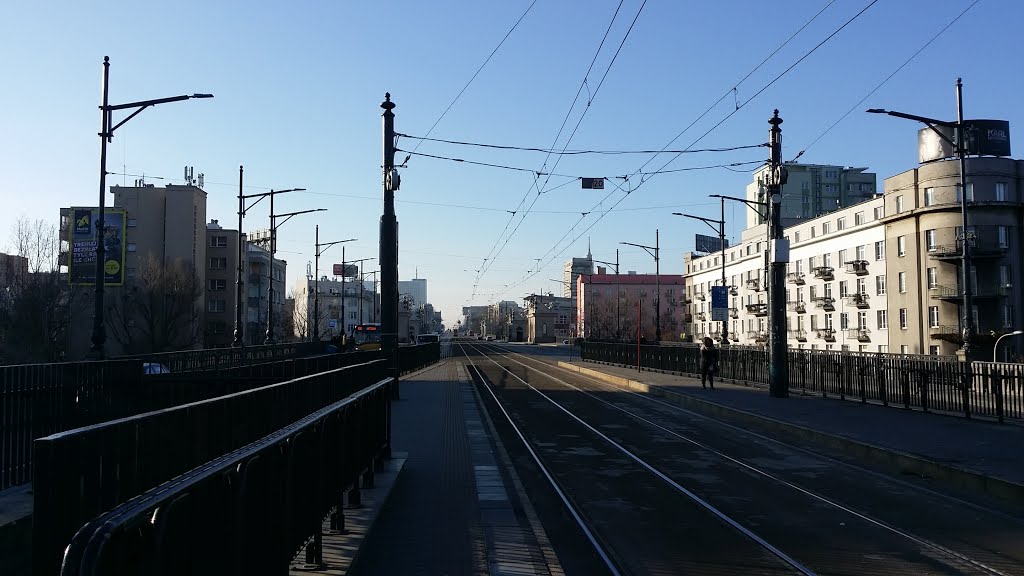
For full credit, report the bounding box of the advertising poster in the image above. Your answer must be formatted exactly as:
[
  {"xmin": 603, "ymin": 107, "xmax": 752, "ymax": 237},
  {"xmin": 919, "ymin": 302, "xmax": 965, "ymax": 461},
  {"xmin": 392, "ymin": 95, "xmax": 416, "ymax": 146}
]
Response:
[{"xmin": 68, "ymin": 207, "xmax": 126, "ymax": 286}]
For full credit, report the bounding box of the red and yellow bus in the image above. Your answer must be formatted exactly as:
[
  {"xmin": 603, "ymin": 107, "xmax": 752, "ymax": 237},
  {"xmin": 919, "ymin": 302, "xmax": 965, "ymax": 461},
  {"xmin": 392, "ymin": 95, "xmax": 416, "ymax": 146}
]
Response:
[{"xmin": 352, "ymin": 323, "xmax": 382, "ymax": 351}]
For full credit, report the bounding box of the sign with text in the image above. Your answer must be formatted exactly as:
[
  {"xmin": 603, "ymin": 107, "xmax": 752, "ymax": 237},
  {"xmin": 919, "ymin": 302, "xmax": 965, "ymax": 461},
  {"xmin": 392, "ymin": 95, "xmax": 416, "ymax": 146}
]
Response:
[
  {"xmin": 333, "ymin": 263, "xmax": 358, "ymax": 277},
  {"xmin": 581, "ymin": 177, "xmax": 605, "ymax": 189},
  {"xmin": 695, "ymin": 234, "xmax": 728, "ymax": 254},
  {"xmin": 68, "ymin": 207, "xmax": 126, "ymax": 286},
  {"xmin": 710, "ymin": 285, "xmax": 728, "ymax": 322}
]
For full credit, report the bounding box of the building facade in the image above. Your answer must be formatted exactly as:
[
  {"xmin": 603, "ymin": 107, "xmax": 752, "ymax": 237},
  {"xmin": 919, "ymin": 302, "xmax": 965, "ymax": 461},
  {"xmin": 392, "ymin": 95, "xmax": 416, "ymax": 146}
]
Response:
[
  {"xmin": 398, "ymin": 278, "xmax": 427, "ymax": 309},
  {"xmin": 291, "ymin": 277, "xmax": 377, "ymax": 341},
  {"xmin": 747, "ymin": 163, "xmax": 877, "ymax": 229},
  {"xmin": 203, "ymin": 220, "xmax": 242, "ymax": 347},
  {"xmin": 577, "ymin": 272, "xmax": 688, "ymax": 342}
]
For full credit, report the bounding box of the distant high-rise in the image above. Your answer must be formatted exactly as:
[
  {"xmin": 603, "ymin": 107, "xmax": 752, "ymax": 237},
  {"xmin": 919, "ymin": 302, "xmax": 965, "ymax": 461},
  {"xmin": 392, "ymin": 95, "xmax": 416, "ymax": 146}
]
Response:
[
  {"xmin": 562, "ymin": 241, "xmax": 593, "ymax": 301},
  {"xmin": 399, "ymin": 278, "xmax": 427, "ymax": 308},
  {"xmin": 746, "ymin": 163, "xmax": 877, "ymax": 229}
]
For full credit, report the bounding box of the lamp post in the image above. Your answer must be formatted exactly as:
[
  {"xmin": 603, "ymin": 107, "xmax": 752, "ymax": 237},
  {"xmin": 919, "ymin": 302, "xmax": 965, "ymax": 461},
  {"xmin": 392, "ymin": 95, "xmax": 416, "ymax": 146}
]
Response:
[
  {"xmin": 266, "ymin": 208, "xmax": 326, "ymax": 344},
  {"xmin": 621, "ymin": 230, "xmax": 661, "ymax": 342},
  {"xmin": 341, "ymin": 256, "xmax": 373, "ymax": 339},
  {"xmin": 712, "ymin": 193, "xmax": 769, "ymax": 346},
  {"xmin": 994, "ymin": 330, "xmax": 1023, "ymax": 363},
  {"xmin": 867, "ymin": 78, "xmax": 974, "ymax": 362},
  {"xmin": 233, "ymin": 184, "xmax": 306, "ymax": 347},
  {"xmin": 380, "ymin": 93, "xmax": 401, "ymax": 387},
  {"xmin": 313, "ymin": 228, "xmax": 355, "ymax": 342},
  {"xmin": 89, "ymin": 56, "xmax": 212, "ymax": 359},
  {"xmin": 675, "ymin": 199, "xmax": 729, "ymax": 345}
]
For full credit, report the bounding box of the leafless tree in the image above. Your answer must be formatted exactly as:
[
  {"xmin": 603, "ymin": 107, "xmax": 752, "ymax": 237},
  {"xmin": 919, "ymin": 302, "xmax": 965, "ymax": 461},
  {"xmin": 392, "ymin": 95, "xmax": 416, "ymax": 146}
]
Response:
[
  {"xmin": 107, "ymin": 256, "xmax": 202, "ymax": 354},
  {"xmin": 0, "ymin": 217, "xmax": 68, "ymax": 364}
]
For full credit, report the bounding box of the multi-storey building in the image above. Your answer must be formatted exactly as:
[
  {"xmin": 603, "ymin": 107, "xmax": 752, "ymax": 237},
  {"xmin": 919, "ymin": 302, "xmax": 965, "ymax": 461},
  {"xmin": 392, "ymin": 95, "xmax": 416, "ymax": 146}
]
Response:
[
  {"xmin": 398, "ymin": 278, "xmax": 427, "ymax": 309},
  {"xmin": 747, "ymin": 163, "xmax": 877, "ymax": 229},
  {"xmin": 577, "ymin": 272, "xmax": 688, "ymax": 342},
  {"xmin": 244, "ymin": 242, "xmax": 287, "ymax": 346},
  {"xmin": 291, "ymin": 277, "xmax": 377, "ymax": 341},
  {"xmin": 203, "ymin": 220, "xmax": 242, "ymax": 347},
  {"xmin": 685, "ymin": 154, "xmax": 1024, "ymax": 359}
]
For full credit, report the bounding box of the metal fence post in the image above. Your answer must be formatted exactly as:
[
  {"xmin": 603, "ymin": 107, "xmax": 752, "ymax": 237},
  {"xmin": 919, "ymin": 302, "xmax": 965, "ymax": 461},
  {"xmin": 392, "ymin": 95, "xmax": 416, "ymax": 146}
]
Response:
[
  {"xmin": 961, "ymin": 360, "xmax": 972, "ymax": 419},
  {"xmin": 920, "ymin": 370, "xmax": 930, "ymax": 413},
  {"xmin": 858, "ymin": 356, "xmax": 866, "ymax": 403},
  {"xmin": 994, "ymin": 370, "xmax": 1005, "ymax": 424}
]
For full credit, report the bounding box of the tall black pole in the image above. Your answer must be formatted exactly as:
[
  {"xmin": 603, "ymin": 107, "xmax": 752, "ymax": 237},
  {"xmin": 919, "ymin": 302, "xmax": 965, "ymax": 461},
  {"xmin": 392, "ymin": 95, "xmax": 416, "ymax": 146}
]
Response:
[
  {"xmin": 233, "ymin": 165, "xmax": 245, "ymax": 346},
  {"xmin": 265, "ymin": 192, "xmax": 275, "ymax": 344},
  {"xmin": 341, "ymin": 246, "xmax": 346, "ymax": 340},
  {"xmin": 654, "ymin": 229, "xmax": 661, "ymax": 343},
  {"xmin": 767, "ymin": 110, "xmax": 789, "ymax": 398},
  {"xmin": 89, "ymin": 56, "xmax": 111, "ymax": 359},
  {"xmin": 313, "ymin": 224, "xmax": 320, "ymax": 342},
  {"xmin": 616, "ymin": 249, "xmax": 620, "ymax": 340},
  {"xmin": 359, "ymin": 263, "xmax": 365, "ymax": 325},
  {"xmin": 956, "ymin": 78, "xmax": 974, "ymax": 362},
  {"xmin": 720, "ymin": 196, "xmax": 728, "ymax": 346},
  {"xmin": 372, "ymin": 271, "xmax": 378, "ymax": 323},
  {"xmin": 380, "ymin": 94, "xmax": 400, "ymax": 388}
]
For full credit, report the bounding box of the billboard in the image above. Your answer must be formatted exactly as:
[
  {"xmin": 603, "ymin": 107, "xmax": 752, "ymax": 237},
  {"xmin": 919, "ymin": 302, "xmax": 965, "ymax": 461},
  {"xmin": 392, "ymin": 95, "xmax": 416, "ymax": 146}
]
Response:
[
  {"xmin": 918, "ymin": 120, "xmax": 1011, "ymax": 163},
  {"xmin": 68, "ymin": 207, "xmax": 127, "ymax": 286},
  {"xmin": 695, "ymin": 234, "xmax": 728, "ymax": 254},
  {"xmin": 333, "ymin": 263, "xmax": 359, "ymax": 277}
]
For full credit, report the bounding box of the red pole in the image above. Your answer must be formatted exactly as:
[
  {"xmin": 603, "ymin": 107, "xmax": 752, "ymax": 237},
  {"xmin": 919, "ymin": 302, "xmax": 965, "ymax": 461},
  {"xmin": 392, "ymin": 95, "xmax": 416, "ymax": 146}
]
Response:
[{"xmin": 637, "ymin": 299, "xmax": 642, "ymax": 372}]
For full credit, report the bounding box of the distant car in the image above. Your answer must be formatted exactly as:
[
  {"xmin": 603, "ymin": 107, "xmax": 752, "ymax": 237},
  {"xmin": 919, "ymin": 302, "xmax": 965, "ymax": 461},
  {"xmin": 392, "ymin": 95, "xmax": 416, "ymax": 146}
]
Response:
[
  {"xmin": 562, "ymin": 339, "xmax": 570, "ymax": 344},
  {"xmin": 143, "ymin": 362, "xmax": 171, "ymax": 375},
  {"xmin": 486, "ymin": 335, "xmax": 495, "ymax": 341}
]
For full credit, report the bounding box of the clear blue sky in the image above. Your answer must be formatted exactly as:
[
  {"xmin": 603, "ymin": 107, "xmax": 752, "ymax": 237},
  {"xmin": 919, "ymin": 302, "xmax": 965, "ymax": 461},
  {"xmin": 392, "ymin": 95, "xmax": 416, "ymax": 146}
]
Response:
[{"xmin": 3, "ymin": 0, "xmax": 1021, "ymax": 325}]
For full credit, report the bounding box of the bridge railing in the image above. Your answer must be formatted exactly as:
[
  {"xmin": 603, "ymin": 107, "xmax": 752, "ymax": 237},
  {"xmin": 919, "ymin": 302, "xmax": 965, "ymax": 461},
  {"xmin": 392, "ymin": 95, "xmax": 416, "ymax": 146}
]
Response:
[
  {"xmin": 580, "ymin": 342, "xmax": 1022, "ymax": 422},
  {"xmin": 114, "ymin": 341, "xmax": 323, "ymax": 374},
  {"xmin": 32, "ymin": 359, "xmax": 389, "ymax": 576},
  {"xmin": 59, "ymin": 377, "xmax": 393, "ymax": 576}
]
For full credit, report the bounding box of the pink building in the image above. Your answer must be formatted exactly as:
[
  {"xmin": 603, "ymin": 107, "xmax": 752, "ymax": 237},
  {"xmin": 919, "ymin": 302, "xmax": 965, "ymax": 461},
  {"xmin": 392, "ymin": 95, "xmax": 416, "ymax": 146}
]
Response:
[{"xmin": 576, "ymin": 272, "xmax": 687, "ymax": 342}]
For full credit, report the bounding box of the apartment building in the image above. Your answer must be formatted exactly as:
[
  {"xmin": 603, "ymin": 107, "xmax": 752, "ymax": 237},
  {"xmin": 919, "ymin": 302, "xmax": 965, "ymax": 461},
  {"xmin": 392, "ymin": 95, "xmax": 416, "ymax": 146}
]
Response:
[
  {"xmin": 204, "ymin": 220, "xmax": 242, "ymax": 347},
  {"xmin": 746, "ymin": 163, "xmax": 877, "ymax": 229},
  {"xmin": 291, "ymin": 277, "xmax": 377, "ymax": 341}
]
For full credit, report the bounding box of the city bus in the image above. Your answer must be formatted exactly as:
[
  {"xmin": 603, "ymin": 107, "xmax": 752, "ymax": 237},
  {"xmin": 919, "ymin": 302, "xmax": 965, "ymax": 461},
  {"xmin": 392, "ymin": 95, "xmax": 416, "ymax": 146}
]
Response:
[
  {"xmin": 352, "ymin": 323, "xmax": 382, "ymax": 351},
  {"xmin": 416, "ymin": 332, "xmax": 439, "ymax": 344}
]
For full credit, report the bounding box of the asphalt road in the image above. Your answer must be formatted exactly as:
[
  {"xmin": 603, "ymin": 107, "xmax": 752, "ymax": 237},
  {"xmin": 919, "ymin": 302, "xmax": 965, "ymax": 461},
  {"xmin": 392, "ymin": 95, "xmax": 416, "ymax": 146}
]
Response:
[{"xmin": 459, "ymin": 340, "xmax": 1024, "ymax": 576}]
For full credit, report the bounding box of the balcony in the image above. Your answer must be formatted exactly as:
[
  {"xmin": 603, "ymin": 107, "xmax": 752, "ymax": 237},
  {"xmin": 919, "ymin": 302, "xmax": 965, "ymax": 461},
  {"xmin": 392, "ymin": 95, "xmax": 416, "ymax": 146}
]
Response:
[
  {"xmin": 709, "ymin": 330, "xmax": 722, "ymax": 340},
  {"xmin": 812, "ymin": 266, "xmax": 834, "ymax": 280},
  {"xmin": 695, "ymin": 292, "xmax": 706, "ymax": 301},
  {"xmin": 729, "ymin": 307, "xmax": 739, "ymax": 319},
  {"xmin": 845, "ymin": 327, "xmax": 871, "ymax": 342},
  {"xmin": 747, "ymin": 330, "xmax": 768, "ymax": 342},
  {"xmin": 729, "ymin": 287, "xmax": 739, "ymax": 296},
  {"xmin": 786, "ymin": 272, "xmax": 805, "ymax": 285},
  {"xmin": 929, "ymin": 325, "xmax": 960, "ymax": 340},
  {"xmin": 681, "ymin": 296, "xmax": 693, "ymax": 305},
  {"xmin": 730, "ymin": 333, "xmax": 740, "ymax": 342},
  {"xmin": 745, "ymin": 302, "xmax": 768, "ymax": 316},
  {"xmin": 695, "ymin": 312, "xmax": 707, "ymax": 322},
  {"xmin": 930, "ymin": 284, "xmax": 1010, "ymax": 300},
  {"xmin": 844, "ymin": 260, "xmax": 869, "ymax": 276},
  {"xmin": 811, "ymin": 296, "xmax": 835, "ymax": 311},
  {"xmin": 683, "ymin": 313, "xmax": 694, "ymax": 323},
  {"xmin": 815, "ymin": 328, "xmax": 836, "ymax": 341},
  {"xmin": 788, "ymin": 329, "xmax": 808, "ymax": 341},
  {"xmin": 787, "ymin": 300, "xmax": 806, "ymax": 313},
  {"xmin": 745, "ymin": 278, "xmax": 762, "ymax": 291},
  {"xmin": 927, "ymin": 229, "xmax": 1009, "ymax": 261},
  {"xmin": 843, "ymin": 293, "xmax": 870, "ymax": 308}
]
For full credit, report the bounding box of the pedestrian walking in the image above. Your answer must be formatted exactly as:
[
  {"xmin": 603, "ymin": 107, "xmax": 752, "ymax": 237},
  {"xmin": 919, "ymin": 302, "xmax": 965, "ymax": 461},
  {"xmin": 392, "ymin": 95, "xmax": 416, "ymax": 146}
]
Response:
[{"xmin": 700, "ymin": 336, "xmax": 719, "ymax": 389}]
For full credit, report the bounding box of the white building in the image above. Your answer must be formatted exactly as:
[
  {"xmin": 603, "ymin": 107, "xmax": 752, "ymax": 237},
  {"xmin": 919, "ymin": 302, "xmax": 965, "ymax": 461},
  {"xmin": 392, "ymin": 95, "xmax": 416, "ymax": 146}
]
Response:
[{"xmin": 291, "ymin": 277, "xmax": 377, "ymax": 341}]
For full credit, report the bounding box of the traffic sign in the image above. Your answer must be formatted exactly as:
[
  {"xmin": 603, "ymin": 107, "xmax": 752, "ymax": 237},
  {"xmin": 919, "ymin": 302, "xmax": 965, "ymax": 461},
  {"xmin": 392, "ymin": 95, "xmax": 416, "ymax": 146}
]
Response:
[{"xmin": 710, "ymin": 285, "xmax": 728, "ymax": 322}]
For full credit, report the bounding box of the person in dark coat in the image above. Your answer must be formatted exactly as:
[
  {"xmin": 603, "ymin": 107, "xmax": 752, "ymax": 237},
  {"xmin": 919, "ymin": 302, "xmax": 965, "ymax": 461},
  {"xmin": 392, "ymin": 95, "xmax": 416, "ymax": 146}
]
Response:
[{"xmin": 700, "ymin": 336, "xmax": 719, "ymax": 389}]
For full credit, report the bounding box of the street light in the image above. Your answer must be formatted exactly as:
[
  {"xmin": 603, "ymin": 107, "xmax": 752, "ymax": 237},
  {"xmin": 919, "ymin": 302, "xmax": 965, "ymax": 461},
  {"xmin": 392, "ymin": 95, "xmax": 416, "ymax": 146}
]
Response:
[
  {"xmin": 593, "ymin": 251, "xmax": 620, "ymax": 340},
  {"xmin": 266, "ymin": 208, "xmax": 326, "ymax": 344},
  {"xmin": 621, "ymin": 230, "xmax": 661, "ymax": 342},
  {"xmin": 313, "ymin": 228, "xmax": 355, "ymax": 341},
  {"xmin": 993, "ymin": 330, "xmax": 1023, "ymax": 363},
  {"xmin": 233, "ymin": 183, "xmax": 306, "ymax": 347},
  {"xmin": 341, "ymin": 257, "xmax": 374, "ymax": 337},
  {"xmin": 89, "ymin": 56, "xmax": 213, "ymax": 359},
  {"xmin": 675, "ymin": 198, "xmax": 729, "ymax": 345},
  {"xmin": 867, "ymin": 78, "xmax": 974, "ymax": 361}
]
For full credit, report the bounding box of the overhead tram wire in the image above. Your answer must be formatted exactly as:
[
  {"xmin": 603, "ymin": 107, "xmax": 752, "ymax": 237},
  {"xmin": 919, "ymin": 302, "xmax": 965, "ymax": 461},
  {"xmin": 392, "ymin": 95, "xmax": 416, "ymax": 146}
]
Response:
[
  {"xmin": 474, "ymin": 0, "xmax": 627, "ymax": 287},
  {"xmin": 488, "ymin": 0, "xmax": 881, "ymax": 301},
  {"xmin": 397, "ymin": 133, "xmax": 766, "ymax": 155},
  {"xmin": 790, "ymin": 0, "xmax": 984, "ymax": 162},
  {"xmin": 407, "ymin": 0, "xmax": 538, "ymax": 159}
]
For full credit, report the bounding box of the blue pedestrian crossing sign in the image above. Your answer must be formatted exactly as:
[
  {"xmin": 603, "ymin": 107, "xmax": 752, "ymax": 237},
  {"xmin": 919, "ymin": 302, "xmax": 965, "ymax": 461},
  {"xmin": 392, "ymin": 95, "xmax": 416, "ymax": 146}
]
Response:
[{"xmin": 710, "ymin": 286, "xmax": 728, "ymax": 322}]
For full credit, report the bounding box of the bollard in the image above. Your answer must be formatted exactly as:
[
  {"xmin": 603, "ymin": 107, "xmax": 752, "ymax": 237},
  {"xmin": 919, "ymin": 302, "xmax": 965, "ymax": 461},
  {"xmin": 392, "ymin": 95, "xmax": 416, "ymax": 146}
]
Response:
[
  {"xmin": 302, "ymin": 529, "xmax": 324, "ymax": 569},
  {"xmin": 328, "ymin": 493, "xmax": 348, "ymax": 534},
  {"xmin": 961, "ymin": 361, "xmax": 972, "ymax": 419},
  {"xmin": 994, "ymin": 372, "xmax": 1005, "ymax": 424}
]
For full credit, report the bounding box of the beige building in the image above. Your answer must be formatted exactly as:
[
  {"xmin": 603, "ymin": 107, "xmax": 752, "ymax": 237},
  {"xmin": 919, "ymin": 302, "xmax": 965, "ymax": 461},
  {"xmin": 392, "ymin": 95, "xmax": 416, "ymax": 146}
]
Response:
[
  {"xmin": 204, "ymin": 220, "xmax": 242, "ymax": 348},
  {"xmin": 685, "ymin": 155, "xmax": 1024, "ymax": 359},
  {"xmin": 291, "ymin": 276, "xmax": 376, "ymax": 341},
  {"xmin": 245, "ymin": 242, "xmax": 287, "ymax": 345}
]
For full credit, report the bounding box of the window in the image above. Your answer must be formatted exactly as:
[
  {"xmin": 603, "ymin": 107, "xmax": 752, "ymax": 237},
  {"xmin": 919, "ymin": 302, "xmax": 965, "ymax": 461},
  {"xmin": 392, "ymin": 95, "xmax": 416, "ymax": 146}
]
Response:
[
  {"xmin": 127, "ymin": 242, "xmax": 137, "ymax": 252},
  {"xmin": 840, "ymin": 313, "xmax": 849, "ymax": 330},
  {"xmin": 824, "ymin": 283, "xmax": 833, "ymax": 298},
  {"xmin": 810, "ymin": 315, "xmax": 818, "ymax": 330},
  {"xmin": 899, "ymin": 308, "xmax": 908, "ymax": 329},
  {"xmin": 210, "ymin": 235, "xmax": 228, "ymax": 248},
  {"xmin": 898, "ymin": 272, "xmax": 907, "ymax": 293},
  {"xmin": 207, "ymin": 321, "xmax": 226, "ymax": 335},
  {"xmin": 996, "ymin": 182, "xmax": 1008, "ymax": 201},
  {"xmin": 823, "ymin": 253, "xmax": 832, "ymax": 268},
  {"xmin": 825, "ymin": 314, "xmax": 833, "ymax": 329},
  {"xmin": 876, "ymin": 275, "xmax": 886, "ymax": 296},
  {"xmin": 956, "ymin": 182, "xmax": 975, "ymax": 202},
  {"xmin": 879, "ymin": 345, "xmax": 888, "ymax": 353},
  {"xmin": 854, "ymin": 211, "xmax": 865, "ymax": 225},
  {"xmin": 998, "ymin": 226, "xmax": 1009, "ymax": 248},
  {"xmin": 897, "ymin": 236, "xmax": 906, "ymax": 257},
  {"xmin": 796, "ymin": 260, "xmax": 803, "ymax": 275},
  {"xmin": 810, "ymin": 226, "xmax": 816, "ymax": 238},
  {"xmin": 925, "ymin": 229, "xmax": 936, "ymax": 251},
  {"xmin": 796, "ymin": 287, "xmax": 804, "ymax": 302},
  {"xmin": 838, "ymin": 249, "xmax": 847, "ymax": 267},
  {"xmin": 924, "ymin": 187, "xmax": 935, "ymax": 206},
  {"xmin": 895, "ymin": 196, "xmax": 904, "ymax": 213},
  {"xmin": 875, "ymin": 240, "xmax": 885, "ymax": 260},
  {"xmin": 856, "ymin": 278, "xmax": 866, "ymax": 294},
  {"xmin": 126, "ymin": 266, "xmax": 137, "ymax": 278},
  {"xmin": 825, "ymin": 170, "xmax": 838, "ymax": 179},
  {"xmin": 900, "ymin": 345, "xmax": 909, "ymax": 355},
  {"xmin": 809, "ymin": 256, "xmax": 816, "ymax": 269},
  {"xmin": 929, "ymin": 345, "xmax": 940, "ymax": 356},
  {"xmin": 851, "ymin": 245, "xmax": 863, "ymax": 262},
  {"xmin": 929, "ymin": 306, "xmax": 939, "ymax": 328},
  {"xmin": 823, "ymin": 221, "xmax": 832, "ymax": 234},
  {"xmin": 208, "ymin": 278, "xmax": 227, "ymax": 291},
  {"xmin": 809, "ymin": 286, "xmax": 817, "ymax": 300},
  {"xmin": 1005, "ymin": 305, "xmax": 1015, "ymax": 328},
  {"xmin": 874, "ymin": 205, "xmax": 885, "ymax": 220},
  {"xmin": 210, "ymin": 257, "xmax": 227, "ymax": 270},
  {"xmin": 208, "ymin": 299, "xmax": 226, "ymax": 313},
  {"xmin": 837, "ymin": 217, "xmax": 846, "ymax": 231},
  {"xmin": 1001, "ymin": 265, "xmax": 1010, "ymax": 288},
  {"xmin": 127, "ymin": 218, "xmax": 138, "ymax": 228},
  {"xmin": 824, "ymin": 184, "xmax": 838, "ymax": 193},
  {"xmin": 877, "ymin": 310, "xmax": 888, "ymax": 329},
  {"xmin": 839, "ymin": 281, "xmax": 849, "ymax": 297}
]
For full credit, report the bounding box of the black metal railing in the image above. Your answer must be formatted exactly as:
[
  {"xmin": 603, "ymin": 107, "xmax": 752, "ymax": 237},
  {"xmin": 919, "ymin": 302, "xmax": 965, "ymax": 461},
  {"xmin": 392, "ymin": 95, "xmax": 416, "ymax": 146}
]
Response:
[
  {"xmin": 399, "ymin": 342, "xmax": 441, "ymax": 374},
  {"xmin": 581, "ymin": 342, "xmax": 1023, "ymax": 423},
  {"xmin": 60, "ymin": 377, "xmax": 394, "ymax": 576},
  {"xmin": 116, "ymin": 341, "xmax": 321, "ymax": 374},
  {"xmin": 0, "ymin": 360, "xmax": 141, "ymax": 491},
  {"xmin": 32, "ymin": 359, "xmax": 390, "ymax": 576}
]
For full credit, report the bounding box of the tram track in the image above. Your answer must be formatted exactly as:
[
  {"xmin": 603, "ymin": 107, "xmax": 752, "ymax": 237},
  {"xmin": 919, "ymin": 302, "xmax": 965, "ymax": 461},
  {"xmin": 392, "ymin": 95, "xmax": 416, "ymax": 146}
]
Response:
[{"xmin": 460, "ymin": 341, "xmax": 1024, "ymax": 575}]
